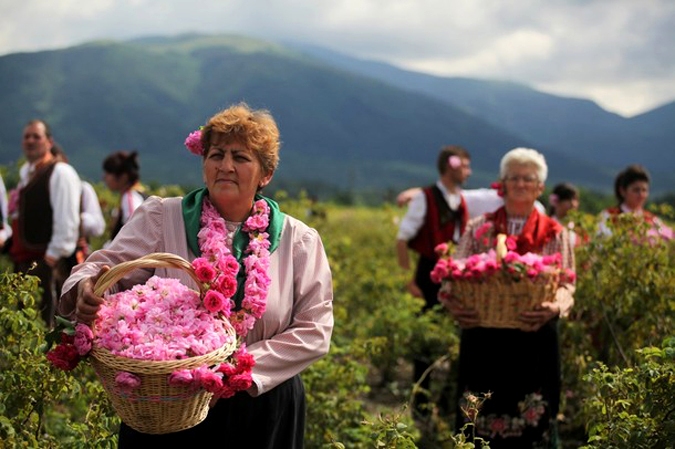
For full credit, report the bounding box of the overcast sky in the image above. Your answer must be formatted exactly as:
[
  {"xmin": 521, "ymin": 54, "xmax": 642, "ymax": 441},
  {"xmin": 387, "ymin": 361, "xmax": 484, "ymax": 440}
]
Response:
[{"xmin": 1, "ymin": 0, "xmax": 673, "ymax": 117}]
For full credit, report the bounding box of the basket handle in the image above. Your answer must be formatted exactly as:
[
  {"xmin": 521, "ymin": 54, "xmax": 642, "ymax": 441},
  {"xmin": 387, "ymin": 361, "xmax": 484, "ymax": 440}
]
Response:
[{"xmin": 93, "ymin": 252, "xmax": 206, "ymax": 297}]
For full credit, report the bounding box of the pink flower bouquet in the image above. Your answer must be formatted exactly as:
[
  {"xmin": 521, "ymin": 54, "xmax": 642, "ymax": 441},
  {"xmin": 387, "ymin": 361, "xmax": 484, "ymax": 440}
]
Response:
[{"xmin": 431, "ymin": 244, "xmax": 574, "ymax": 329}]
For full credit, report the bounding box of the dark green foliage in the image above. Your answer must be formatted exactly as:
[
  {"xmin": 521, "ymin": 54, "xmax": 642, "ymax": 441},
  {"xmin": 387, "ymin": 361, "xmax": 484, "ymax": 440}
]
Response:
[
  {"xmin": 580, "ymin": 338, "xmax": 675, "ymax": 449},
  {"xmin": 0, "ymin": 269, "xmax": 118, "ymax": 448}
]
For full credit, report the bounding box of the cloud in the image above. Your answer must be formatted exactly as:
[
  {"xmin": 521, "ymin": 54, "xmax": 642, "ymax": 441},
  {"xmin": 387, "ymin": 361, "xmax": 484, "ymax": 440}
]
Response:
[{"xmin": 0, "ymin": 0, "xmax": 674, "ymax": 116}]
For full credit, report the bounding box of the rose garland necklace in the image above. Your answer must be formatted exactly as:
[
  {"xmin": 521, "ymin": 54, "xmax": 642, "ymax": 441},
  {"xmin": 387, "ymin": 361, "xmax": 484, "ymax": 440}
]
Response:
[{"xmin": 195, "ymin": 196, "xmax": 272, "ymax": 337}]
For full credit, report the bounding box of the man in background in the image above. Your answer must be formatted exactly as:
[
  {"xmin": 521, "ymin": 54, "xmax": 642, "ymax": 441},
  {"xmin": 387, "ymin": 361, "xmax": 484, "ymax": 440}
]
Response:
[
  {"xmin": 395, "ymin": 145, "xmax": 473, "ymax": 420},
  {"xmin": 8, "ymin": 119, "xmax": 81, "ymax": 328}
]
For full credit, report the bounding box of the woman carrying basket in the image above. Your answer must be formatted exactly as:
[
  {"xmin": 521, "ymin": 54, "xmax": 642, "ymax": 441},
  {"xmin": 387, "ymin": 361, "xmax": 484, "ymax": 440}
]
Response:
[
  {"xmin": 440, "ymin": 148, "xmax": 575, "ymax": 448},
  {"xmin": 58, "ymin": 102, "xmax": 334, "ymax": 448}
]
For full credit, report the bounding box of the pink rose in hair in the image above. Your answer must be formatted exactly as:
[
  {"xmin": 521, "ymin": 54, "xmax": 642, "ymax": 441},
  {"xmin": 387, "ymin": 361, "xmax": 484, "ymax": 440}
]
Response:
[
  {"xmin": 184, "ymin": 130, "xmax": 204, "ymax": 155},
  {"xmin": 548, "ymin": 193, "xmax": 559, "ymax": 207},
  {"xmin": 448, "ymin": 155, "xmax": 462, "ymax": 169},
  {"xmin": 490, "ymin": 181, "xmax": 504, "ymax": 197}
]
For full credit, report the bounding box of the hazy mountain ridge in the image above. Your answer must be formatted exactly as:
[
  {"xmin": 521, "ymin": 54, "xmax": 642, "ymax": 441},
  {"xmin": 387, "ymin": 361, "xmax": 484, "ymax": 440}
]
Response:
[{"xmin": 0, "ymin": 33, "xmax": 672, "ymax": 198}]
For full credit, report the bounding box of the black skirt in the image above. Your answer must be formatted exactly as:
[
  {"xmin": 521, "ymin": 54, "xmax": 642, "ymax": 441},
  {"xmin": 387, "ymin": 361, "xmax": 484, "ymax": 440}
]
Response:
[
  {"xmin": 118, "ymin": 375, "xmax": 306, "ymax": 449},
  {"xmin": 454, "ymin": 321, "xmax": 561, "ymax": 449}
]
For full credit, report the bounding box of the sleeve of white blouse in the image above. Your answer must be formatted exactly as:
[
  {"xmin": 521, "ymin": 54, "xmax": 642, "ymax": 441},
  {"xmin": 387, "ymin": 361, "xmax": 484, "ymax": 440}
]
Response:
[
  {"xmin": 0, "ymin": 174, "xmax": 10, "ymax": 243},
  {"xmin": 247, "ymin": 225, "xmax": 334, "ymax": 396},
  {"xmin": 80, "ymin": 181, "xmax": 106, "ymax": 238},
  {"xmin": 555, "ymin": 228, "xmax": 576, "ymax": 318}
]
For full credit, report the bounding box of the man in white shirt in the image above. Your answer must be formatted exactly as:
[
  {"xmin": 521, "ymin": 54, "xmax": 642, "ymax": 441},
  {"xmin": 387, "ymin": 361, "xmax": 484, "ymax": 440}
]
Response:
[
  {"xmin": 395, "ymin": 145, "xmax": 474, "ymax": 420},
  {"xmin": 8, "ymin": 119, "xmax": 81, "ymax": 328}
]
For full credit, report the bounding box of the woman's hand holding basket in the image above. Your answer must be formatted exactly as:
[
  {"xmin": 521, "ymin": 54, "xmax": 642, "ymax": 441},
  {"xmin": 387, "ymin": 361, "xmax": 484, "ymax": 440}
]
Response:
[{"xmin": 75, "ymin": 266, "xmax": 110, "ymax": 324}]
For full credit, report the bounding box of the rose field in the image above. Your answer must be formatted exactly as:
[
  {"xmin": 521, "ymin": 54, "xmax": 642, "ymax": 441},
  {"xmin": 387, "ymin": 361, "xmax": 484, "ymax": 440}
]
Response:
[{"xmin": 1, "ymin": 187, "xmax": 674, "ymax": 448}]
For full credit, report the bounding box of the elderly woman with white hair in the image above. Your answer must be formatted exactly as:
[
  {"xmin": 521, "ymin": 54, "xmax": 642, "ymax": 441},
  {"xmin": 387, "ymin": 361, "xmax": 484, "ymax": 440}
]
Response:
[{"xmin": 440, "ymin": 147, "xmax": 575, "ymax": 448}]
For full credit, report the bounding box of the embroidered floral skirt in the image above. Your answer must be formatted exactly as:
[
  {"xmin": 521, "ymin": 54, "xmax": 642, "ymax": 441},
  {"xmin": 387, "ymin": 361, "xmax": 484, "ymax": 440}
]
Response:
[
  {"xmin": 118, "ymin": 375, "xmax": 306, "ymax": 448},
  {"xmin": 455, "ymin": 320, "xmax": 561, "ymax": 449}
]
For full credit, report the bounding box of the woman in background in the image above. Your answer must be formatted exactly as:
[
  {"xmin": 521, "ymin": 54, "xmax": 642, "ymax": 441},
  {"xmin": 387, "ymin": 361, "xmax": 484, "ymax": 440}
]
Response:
[
  {"xmin": 102, "ymin": 150, "xmax": 146, "ymax": 243},
  {"xmin": 441, "ymin": 147, "xmax": 575, "ymax": 448},
  {"xmin": 598, "ymin": 164, "xmax": 672, "ymax": 240},
  {"xmin": 548, "ymin": 182, "xmax": 581, "ymax": 247}
]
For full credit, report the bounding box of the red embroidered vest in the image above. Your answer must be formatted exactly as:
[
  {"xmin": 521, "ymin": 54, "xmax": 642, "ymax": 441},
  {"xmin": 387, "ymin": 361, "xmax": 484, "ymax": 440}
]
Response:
[{"xmin": 408, "ymin": 185, "xmax": 468, "ymax": 260}]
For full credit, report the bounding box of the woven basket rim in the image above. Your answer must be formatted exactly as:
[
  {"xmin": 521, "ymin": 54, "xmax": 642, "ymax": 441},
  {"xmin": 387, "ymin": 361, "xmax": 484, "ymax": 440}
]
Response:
[
  {"xmin": 93, "ymin": 252, "xmax": 207, "ymax": 297},
  {"xmin": 90, "ymin": 329, "xmax": 237, "ymax": 374},
  {"xmin": 90, "ymin": 252, "xmax": 238, "ymax": 372}
]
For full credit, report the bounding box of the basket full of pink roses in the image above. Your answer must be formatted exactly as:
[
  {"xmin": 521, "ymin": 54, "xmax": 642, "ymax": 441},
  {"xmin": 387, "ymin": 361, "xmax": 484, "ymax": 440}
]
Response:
[
  {"xmin": 85, "ymin": 253, "xmax": 242, "ymax": 434},
  {"xmin": 45, "ymin": 252, "xmax": 255, "ymax": 435},
  {"xmin": 430, "ymin": 234, "xmax": 575, "ymax": 329}
]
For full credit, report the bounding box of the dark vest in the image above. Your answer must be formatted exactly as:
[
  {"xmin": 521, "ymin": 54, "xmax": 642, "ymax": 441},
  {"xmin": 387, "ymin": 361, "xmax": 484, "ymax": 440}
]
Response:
[
  {"xmin": 407, "ymin": 185, "xmax": 467, "ymax": 260},
  {"xmin": 9, "ymin": 162, "xmax": 56, "ymax": 260}
]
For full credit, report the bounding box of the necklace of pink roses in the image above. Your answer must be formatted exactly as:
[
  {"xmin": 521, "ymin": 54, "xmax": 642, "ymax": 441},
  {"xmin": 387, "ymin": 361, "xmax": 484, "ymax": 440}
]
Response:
[{"xmin": 198, "ymin": 197, "xmax": 272, "ymax": 338}]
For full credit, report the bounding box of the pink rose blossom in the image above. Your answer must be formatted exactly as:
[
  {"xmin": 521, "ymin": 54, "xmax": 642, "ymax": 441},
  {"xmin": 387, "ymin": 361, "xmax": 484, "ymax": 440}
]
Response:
[
  {"xmin": 216, "ymin": 275, "xmax": 238, "ymax": 298},
  {"xmin": 115, "ymin": 372, "xmax": 141, "ymax": 392},
  {"xmin": 184, "ymin": 130, "xmax": 204, "ymax": 155},
  {"xmin": 167, "ymin": 369, "xmax": 195, "ymax": 387},
  {"xmin": 448, "ymin": 155, "xmax": 462, "ymax": 169},
  {"xmin": 203, "ymin": 290, "xmax": 227, "ymax": 313},
  {"xmin": 193, "ymin": 257, "xmax": 217, "ymax": 282},
  {"xmin": 434, "ymin": 242, "xmax": 448, "ymax": 255},
  {"xmin": 195, "ymin": 366, "xmax": 224, "ymax": 393},
  {"xmin": 73, "ymin": 323, "xmax": 94, "ymax": 356},
  {"xmin": 474, "ymin": 222, "xmax": 492, "ymax": 239},
  {"xmin": 218, "ymin": 255, "xmax": 241, "ymax": 276},
  {"xmin": 548, "ymin": 193, "xmax": 559, "ymax": 207}
]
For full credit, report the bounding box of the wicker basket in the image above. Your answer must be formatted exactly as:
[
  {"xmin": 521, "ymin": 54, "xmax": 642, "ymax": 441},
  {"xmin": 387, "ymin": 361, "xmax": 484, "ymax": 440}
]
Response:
[
  {"xmin": 447, "ymin": 270, "xmax": 559, "ymax": 330},
  {"xmin": 90, "ymin": 252, "xmax": 238, "ymax": 434}
]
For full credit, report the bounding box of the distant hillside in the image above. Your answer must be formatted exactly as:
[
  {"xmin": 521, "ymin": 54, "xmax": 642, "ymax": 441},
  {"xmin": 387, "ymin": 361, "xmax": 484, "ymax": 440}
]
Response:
[
  {"xmin": 0, "ymin": 33, "xmax": 671, "ymax": 199},
  {"xmin": 288, "ymin": 42, "xmax": 675, "ymax": 194}
]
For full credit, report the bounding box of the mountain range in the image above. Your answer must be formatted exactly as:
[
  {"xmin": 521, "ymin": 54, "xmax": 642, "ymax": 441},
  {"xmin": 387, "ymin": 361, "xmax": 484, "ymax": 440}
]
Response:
[{"xmin": 0, "ymin": 33, "xmax": 672, "ymax": 200}]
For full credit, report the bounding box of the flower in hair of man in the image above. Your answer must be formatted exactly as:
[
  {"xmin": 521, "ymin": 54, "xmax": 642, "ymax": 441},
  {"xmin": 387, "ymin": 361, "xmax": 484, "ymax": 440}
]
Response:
[{"xmin": 448, "ymin": 155, "xmax": 462, "ymax": 169}]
